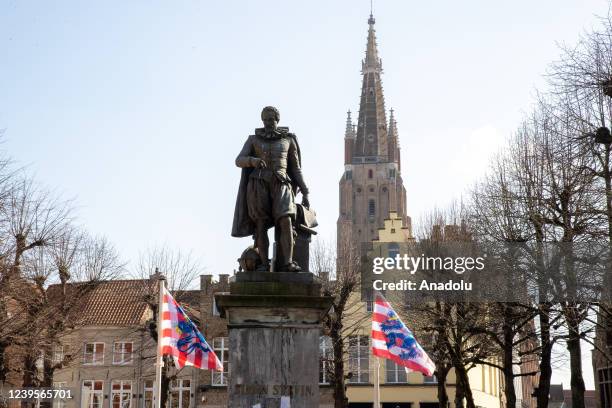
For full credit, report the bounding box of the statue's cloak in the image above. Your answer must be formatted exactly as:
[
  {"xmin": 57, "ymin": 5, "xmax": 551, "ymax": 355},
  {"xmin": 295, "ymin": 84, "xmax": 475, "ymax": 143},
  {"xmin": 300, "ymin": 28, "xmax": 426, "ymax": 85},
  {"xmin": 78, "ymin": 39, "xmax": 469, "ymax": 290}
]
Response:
[{"xmin": 231, "ymin": 127, "xmax": 303, "ymax": 238}]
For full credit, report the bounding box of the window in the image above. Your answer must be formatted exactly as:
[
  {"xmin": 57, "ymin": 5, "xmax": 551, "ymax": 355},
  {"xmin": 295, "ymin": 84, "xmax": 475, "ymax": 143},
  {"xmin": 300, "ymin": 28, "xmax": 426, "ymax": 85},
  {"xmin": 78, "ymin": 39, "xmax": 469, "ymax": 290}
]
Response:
[
  {"xmin": 385, "ymin": 359, "xmax": 407, "ymax": 383},
  {"xmin": 83, "ymin": 343, "xmax": 104, "ymax": 365},
  {"xmin": 319, "ymin": 336, "xmax": 333, "ymax": 384},
  {"xmin": 599, "ymin": 368, "xmax": 612, "ymax": 408},
  {"xmin": 348, "ymin": 335, "xmax": 369, "ymax": 383},
  {"xmin": 81, "ymin": 380, "xmax": 104, "ymax": 408},
  {"xmin": 368, "ymin": 199, "xmax": 376, "ymax": 218},
  {"xmin": 111, "ymin": 380, "xmax": 132, "ymax": 408},
  {"xmin": 53, "ymin": 382, "xmax": 67, "ymax": 408},
  {"xmin": 169, "ymin": 379, "xmax": 191, "ymax": 408},
  {"xmin": 113, "ymin": 342, "xmax": 133, "ymax": 365},
  {"xmin": 365, "ymin": 290, "xmax": 374, "ymax": 312},
  {"xmin": 345, "ymin": 170, "xmax": 352, "ymax": 180},
  {"xmin": 143, "ymin": 380, "xmax": 154, "ymax": 408},
  {"xmin": 368, "ymin": 169, "xmax": 373, "ymax": 179},
  {"xmin": 212, "ymin": 338, "xmax": 229, "ymax": 386},
  {"xmin": 388, "ymin": 243, "xmax": 400, "ymax": 259},
  {"xmin": 388, "ymin": 169, "xmax": 396, "ymax": 178},
  {"xmin": 424, "ymin": 374, "xmax": 437, "ymax": 384}
]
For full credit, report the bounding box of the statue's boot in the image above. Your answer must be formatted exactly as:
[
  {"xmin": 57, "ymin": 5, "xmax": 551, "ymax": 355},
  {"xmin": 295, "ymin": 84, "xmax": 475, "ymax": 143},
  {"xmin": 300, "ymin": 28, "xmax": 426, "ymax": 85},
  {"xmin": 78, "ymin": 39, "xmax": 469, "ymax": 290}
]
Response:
[{"xmin": 283, "ymin": 261, "xmax": 302, "ymax": 272}]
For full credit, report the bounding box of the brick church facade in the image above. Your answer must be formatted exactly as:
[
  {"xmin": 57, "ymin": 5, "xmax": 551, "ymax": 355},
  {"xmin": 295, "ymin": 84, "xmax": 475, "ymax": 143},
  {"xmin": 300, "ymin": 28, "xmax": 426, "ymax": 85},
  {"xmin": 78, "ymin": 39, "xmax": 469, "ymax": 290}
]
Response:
[{"xmin": 337, "ymin": 13, "xmax": 413, "ymax": 255}]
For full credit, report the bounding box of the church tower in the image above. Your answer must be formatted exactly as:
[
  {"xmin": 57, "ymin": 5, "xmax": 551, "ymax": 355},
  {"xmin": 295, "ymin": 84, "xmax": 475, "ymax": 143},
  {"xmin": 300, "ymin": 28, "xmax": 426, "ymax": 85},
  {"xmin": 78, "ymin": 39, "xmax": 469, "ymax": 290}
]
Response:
[{"xmin": 337, "ymin": 13, "xmax": 413, "ymax": 253}]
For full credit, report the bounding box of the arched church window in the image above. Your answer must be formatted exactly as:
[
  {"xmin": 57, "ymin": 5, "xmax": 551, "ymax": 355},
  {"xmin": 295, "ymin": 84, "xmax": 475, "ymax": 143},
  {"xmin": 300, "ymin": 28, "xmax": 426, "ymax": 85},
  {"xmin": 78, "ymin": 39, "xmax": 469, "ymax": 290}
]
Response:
[
  {"xmin": 368, "ymin": 169, "xmax": 373, "ymax": 179},
  {"xmin": 368, "ymin": 199, "xmax": 375, "ymax": 218}
]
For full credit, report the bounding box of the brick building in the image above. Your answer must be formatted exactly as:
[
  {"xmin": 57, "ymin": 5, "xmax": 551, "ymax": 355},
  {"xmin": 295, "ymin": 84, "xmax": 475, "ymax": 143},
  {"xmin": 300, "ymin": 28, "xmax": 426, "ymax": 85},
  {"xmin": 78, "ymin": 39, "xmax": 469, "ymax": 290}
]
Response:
[{"xmin": 50, "ymin": 278, "xmax": 201, "ymax": 408}]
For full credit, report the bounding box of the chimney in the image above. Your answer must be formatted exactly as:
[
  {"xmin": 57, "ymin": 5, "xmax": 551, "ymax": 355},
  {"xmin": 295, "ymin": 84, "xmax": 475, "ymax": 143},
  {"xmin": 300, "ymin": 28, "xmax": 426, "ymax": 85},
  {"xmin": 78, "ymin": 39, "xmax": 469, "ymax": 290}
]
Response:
[{"xmin": 201, "ymin": 274, "xmax": 212, "ymax": 293}]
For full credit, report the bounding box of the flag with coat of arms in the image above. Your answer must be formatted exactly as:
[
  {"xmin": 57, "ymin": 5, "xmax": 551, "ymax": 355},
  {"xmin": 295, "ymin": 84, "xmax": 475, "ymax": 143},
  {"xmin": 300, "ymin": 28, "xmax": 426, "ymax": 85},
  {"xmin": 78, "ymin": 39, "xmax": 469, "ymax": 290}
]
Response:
[
  {"xmin": 159, "ymin": 285, "xmax": 223, "ymax": 371},
  {"xmin": 371, "ymin": 293, "xmax": 435, "ymax": 376}
]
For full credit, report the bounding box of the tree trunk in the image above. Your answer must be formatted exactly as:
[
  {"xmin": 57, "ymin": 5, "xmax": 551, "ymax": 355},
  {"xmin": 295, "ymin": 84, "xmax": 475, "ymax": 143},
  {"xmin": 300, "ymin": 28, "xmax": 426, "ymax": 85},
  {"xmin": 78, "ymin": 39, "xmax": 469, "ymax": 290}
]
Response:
[
  {"xmin": 453, "ymin": 364, "xmax": 476, "ymax": 408},
  {"xmin": 38, "ymin": 355, "xmax": 54, "ymax": 408},
  {"xmin": 20, "ymin": 354, "xmax": 38, "ymax": 408},
  {"xmin": 562, "ymin": 242, "xmax": 585, "ymax": 408},
  {"xmin": 536, "ymin": 304, "xmax": 553, "ymax": 408},
  {"xmin": 436, "ymin": 365, "xmax": 450, "ymax": 408},
  {"xmin": 503, "ymin": 305, "xmax": 517, "ymax": 408},
  {"xmin": 455, "ymin": 372, "xmax": 465, "ymax": 408},
  {"xmin": 0, "ymin": 341, "xmax": 7, "ymax": 384},
  {"xmin": 455, "ymin": 367, "xmax": 476, "ymax": 408},
  {"xmin": 566, "ymin": 315, "xmax": 585, "ymax": 408},
  {"xmin": 331, "ymin": 317, "xmax": 347, "ymax": 408},
  {"xmin": 21, "ymin": 354, "xmax": 36, "ymax": 387}
]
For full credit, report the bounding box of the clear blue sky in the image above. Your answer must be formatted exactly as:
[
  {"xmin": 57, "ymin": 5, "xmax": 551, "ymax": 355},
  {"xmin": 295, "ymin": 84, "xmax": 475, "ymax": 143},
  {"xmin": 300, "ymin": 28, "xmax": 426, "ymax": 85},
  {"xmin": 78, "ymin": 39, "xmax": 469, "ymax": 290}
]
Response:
[{"xmin": 2, "ymin": 0, "xmax": 609, "ymax": 389}]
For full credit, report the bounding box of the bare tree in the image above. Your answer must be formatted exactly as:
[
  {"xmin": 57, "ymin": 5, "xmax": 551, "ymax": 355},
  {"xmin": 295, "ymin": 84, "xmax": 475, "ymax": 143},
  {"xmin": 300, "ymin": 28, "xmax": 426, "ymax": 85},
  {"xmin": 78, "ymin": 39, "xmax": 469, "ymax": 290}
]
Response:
[
  {"xmin": 413, "ymin": 206, "xmax": 499, "ymax": 408},
  {"xmin": 0, "ymin": 176, "xmax": 72, "ymax": 390},
  {"xmin": 10, "ymin": 231, "xmax": 124, "ymax": 408},
  {"xmin": 311, "ymin": 237, "xmax": 367, "ymax": 408}
]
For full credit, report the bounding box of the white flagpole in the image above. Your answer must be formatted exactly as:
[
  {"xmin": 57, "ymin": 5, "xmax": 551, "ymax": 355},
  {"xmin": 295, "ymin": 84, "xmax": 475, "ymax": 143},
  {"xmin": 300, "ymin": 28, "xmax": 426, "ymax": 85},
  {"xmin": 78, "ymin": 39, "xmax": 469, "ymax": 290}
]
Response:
[
  {"xmin": 154, "ymin": 276, "xmax": 166, "ymax": 408},
  {"xmin": 375, "ymin": 358, "xmax": 381, "ymax": 408}
]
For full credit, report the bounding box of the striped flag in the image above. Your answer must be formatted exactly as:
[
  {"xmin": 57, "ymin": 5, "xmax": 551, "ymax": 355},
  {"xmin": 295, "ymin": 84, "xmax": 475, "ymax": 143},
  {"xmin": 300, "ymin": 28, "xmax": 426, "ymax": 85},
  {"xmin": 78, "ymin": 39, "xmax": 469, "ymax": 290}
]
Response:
[
  {"xmin": 371, "ymin": 293, "xmax": 435, "ymax": 376},
  {"xmin": 160, "ymin": 286, "xmax": 223, "ymax": 370}
]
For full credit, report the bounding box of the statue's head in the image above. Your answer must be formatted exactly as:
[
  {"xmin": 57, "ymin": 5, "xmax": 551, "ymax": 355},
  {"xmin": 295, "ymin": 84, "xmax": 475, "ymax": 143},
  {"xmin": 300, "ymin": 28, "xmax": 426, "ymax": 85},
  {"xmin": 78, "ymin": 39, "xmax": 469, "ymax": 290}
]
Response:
[{"xmin": 261, "ymin": 106, "xmax": 280, "ymax": 131}]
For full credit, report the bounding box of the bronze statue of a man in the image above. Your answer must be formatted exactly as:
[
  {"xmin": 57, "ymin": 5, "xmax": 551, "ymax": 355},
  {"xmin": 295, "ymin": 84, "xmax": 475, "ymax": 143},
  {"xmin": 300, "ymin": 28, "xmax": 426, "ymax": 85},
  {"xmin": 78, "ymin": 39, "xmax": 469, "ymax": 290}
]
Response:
[{"xmin": 231, "ymin": 106, "xmax": 310, "ymax": 272}]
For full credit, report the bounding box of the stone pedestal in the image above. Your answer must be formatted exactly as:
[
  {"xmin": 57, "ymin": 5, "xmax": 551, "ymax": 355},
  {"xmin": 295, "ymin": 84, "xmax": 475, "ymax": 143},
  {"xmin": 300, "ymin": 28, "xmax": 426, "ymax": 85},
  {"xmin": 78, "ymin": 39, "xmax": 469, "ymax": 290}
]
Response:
[{"xmin": 215, "ymin": 272, "xmax": 332, "ymax": 408}]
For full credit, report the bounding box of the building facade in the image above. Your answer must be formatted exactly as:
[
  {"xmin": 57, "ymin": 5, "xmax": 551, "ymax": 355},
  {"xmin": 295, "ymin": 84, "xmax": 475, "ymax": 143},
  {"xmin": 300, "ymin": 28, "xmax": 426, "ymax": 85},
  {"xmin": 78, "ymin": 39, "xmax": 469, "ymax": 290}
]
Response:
[
  {"xmin": 592, "ymin": 312, "xmax": 612, "ymax": 408},
  {"xmin": 51, "ymin": 279, "xmax": 203, "ymax": 408}
]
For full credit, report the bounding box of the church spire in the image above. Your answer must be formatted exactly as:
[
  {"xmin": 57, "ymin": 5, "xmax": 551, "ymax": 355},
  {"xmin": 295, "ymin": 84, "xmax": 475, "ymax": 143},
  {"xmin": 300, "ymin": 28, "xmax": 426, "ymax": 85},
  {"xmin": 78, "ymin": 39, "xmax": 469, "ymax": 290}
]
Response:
[
  {"xmin": 344, "ymin": 110, "xmax": 355, "ymax": 164},
  {"xmin": 354, "ymin": 13, "xmax": 388, "ymax": 160},
  {"xmin": 388, "ymin": 108, "xmax": 401, "ymax": 169},
  {"xmin": 345, "ymin": 110, "xmax": 355, "ymax": 139},
  {"xmin": 363, "ymin": 13, "xmax": 382, "ymax": 74}
]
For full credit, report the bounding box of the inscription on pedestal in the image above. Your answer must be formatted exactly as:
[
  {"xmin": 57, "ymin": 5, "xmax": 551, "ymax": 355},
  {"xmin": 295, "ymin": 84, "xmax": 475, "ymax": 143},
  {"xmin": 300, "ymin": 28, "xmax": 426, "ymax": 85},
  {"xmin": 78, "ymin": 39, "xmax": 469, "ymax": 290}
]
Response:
[{"xmin": 215, "ymin": 271, "xmax": 332, "ymax": 408}]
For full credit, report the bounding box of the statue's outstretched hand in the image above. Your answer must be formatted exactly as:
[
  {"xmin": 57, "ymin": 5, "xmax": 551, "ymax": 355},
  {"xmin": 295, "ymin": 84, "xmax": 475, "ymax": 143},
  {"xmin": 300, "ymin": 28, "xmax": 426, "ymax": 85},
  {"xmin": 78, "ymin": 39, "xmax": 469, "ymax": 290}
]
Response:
[
  {"xmin": 250, "ymin": 158, "xmax": 267, "ymax": 168},
  {"xmin": 302, "ymin": 194, "xmax": 310, "ymax": 209}
]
